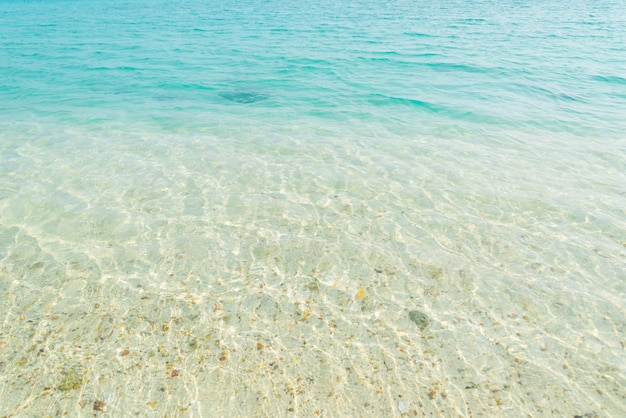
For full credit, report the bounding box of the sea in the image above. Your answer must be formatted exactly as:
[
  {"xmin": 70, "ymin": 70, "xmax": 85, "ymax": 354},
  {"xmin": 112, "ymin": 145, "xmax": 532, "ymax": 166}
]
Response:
[{"xmin": 0, "ymin": 0, "xmax": 624, "ymax": 416}]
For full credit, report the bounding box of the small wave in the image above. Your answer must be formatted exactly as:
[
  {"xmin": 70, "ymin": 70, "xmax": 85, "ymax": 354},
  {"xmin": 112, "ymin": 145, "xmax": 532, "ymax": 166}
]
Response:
[
  {"xmin": 219, "ymin": 90, "xmax": 268, "ymax": 104},
  {"xmin": 368, "ymin": 93, "xmax": 440, "ymax": 112},
  {"xmin": 403, "ymin": 32, "xmax": 433, "ymax": 38},
  {"xmin": 593, "ymin": 75, "xmax": 626, "ymax": 85},
  {"xmin": 423, "ymin": 62, "xmax": 487, "ymax": 73},
  {"xmin": 157, "ymin": 83, "xmax": 214, "ymax": 91}
]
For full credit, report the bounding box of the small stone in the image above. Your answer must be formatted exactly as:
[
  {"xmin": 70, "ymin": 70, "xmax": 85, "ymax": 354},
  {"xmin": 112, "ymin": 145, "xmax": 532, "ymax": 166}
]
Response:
[
  {"xmin": 397, "ymin": 400, "xmax": 409, "ymax": 414},
  {"xmin": 356, "ymin": 286, "xmax": 365, "ymax": 300},
  {"xmin": 423, "ymin": 287, "xmax": 439, "ymax": 297},
  {"xmin": 93, "ymin": 400, "xmax": 105, "ymax": 412},
  {"xmin": 305, "ymin": 282, "xmax": 319, "ymax": 291},
  {"xmin": 58, "ymin": 370, "xmax": 82, "ymax": 391},
  {"xmin": 408, "ymin": 310, "xmax": 430, "ymax": 330},
  {"xmin": 29, "ymin": 262, "xmax": 44, "ymax": 270}
]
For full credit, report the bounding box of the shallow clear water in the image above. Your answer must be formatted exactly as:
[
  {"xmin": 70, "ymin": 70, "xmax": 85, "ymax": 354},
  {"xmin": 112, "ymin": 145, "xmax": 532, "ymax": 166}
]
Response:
[{"xmin": 1, "ymin": 0, "xmax": 625, "ymax": 416}]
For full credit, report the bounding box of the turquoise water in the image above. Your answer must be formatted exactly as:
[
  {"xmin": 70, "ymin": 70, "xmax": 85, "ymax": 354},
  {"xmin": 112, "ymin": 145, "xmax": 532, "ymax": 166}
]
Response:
[
  {"xmin": 3, "ymin": 0, "xmax": 626, "ymax": 136},
  {"xmin": 1, "ymin": 0, "xmax": 625, "ymax": 416}
]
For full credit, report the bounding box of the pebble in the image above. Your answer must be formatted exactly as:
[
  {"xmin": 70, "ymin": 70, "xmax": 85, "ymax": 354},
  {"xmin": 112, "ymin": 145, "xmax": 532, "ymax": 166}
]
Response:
[
  {"xmin": 409, "ymin": 310, "xmax": 430, "ymax": 330},
  {"xmin": 58, "ymin": 370, "xmax": 81, "ymax": 391},
  {"xmin": 397, "ymin": 400, "xmax": 409, "ymax": 414}
]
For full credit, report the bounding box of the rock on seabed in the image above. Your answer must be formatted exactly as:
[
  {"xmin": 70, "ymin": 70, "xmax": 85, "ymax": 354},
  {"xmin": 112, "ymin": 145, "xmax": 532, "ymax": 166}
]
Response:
[{"xmin": 408, "ymin": 310, "xmax": 430, "ymax": 330}]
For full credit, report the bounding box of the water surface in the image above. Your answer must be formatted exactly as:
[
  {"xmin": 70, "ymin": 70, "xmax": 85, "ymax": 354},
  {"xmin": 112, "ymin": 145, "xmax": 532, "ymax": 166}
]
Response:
[{"xmin": 1, "ymin": 0, "xmax": 625, "ymax": 416}]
